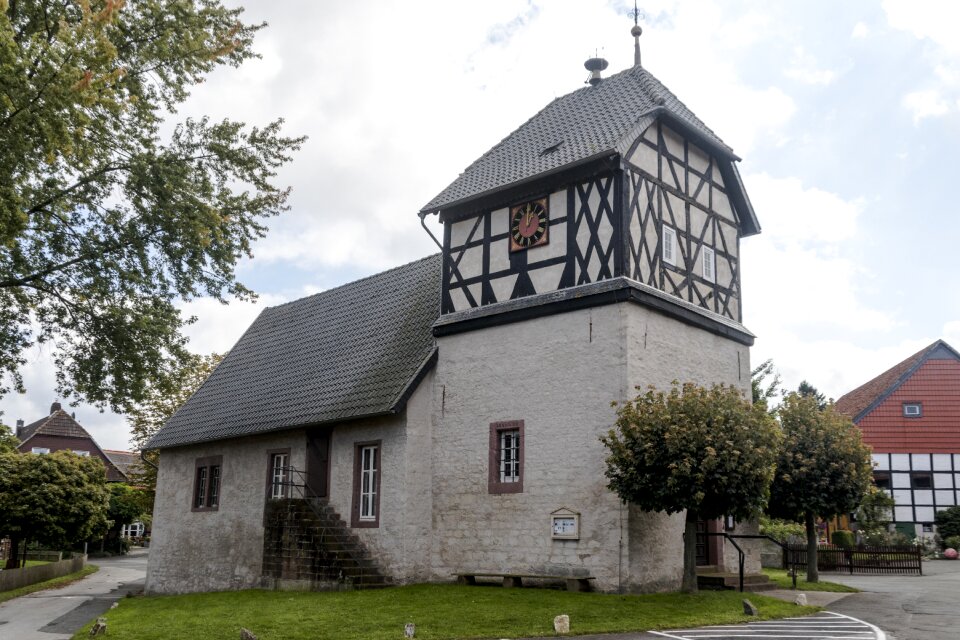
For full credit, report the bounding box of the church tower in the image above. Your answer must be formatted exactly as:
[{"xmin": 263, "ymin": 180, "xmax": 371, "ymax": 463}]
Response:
[{"xmin": 421, "ymin": 28, "xmax": 760, "ymax": 592}]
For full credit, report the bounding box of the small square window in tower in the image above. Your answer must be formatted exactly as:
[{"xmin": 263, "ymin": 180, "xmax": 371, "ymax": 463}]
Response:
[{"xmin": 662, "ymin": 226, "xmax": 678, "ymax": 266}]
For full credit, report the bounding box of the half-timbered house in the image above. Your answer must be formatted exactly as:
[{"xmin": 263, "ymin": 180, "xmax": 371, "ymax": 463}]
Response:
[{"xmin": 145, "ymin": 47, "xmax": 765, "ymax": 594}]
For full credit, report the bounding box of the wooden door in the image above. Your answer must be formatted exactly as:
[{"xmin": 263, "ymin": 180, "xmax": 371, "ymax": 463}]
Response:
[
  {"xmin": 305, "ymin": 427, "xmax": 331, "ymax": 498},
  {"xmin": 695, "ymin": 519, "xmax": 709, "ymax": 566}
]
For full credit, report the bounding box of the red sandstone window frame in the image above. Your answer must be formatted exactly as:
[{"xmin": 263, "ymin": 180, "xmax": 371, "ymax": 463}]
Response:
[
  {"xmin": 351, "ymin": 440, "xmax": 381, "ymax": 528},
  {"xmin": 489, "ymin": 420, "xmax": 524, "ymax": 495},
  {"xmin": 192, "ymin": 455, "xmax": 223, "ymax": 512}
]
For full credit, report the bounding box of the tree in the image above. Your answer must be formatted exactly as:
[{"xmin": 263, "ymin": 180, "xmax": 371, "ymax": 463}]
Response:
[
  {"xmin": 935, "ymin": 506, "xmax": 960, "ymax": 542},
  {"xmin": 602, "ymin": 382, "xmax": 781, "ymax": 592},
  {"xmin": 128, "ymin": 352, "xmax": 224, "ymax": 498},
  {"xmin": 0, "ymin": 1, "xmax": 304, "ymax": 412},
  {"xmin": 0, "ymin": 421, "xmax": 18, "ymax": 453},
  {"xmin": 751, "ymin": 358, "xmax": 782, "ymax": 411},
  {"xmin": 855, "ymin": 486, "xmax": 895, "ymax": 544},
  {"xmin": 0, "ymin": 450, "xmax": 109, "ymax": 568},
  {"xmin": 107, "ymin": 483, "xmax": 147, "ymax": 533},
  {"xmin": 797, "ymin": 380, "xmax": 827, "ymax": 410},
  {"xmin": 768, "ymin": 393, "xmax": 873, "ymax": 582}
]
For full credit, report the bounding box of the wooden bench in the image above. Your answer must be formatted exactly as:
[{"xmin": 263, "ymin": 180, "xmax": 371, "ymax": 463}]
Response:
[{"xmin": 454, "ymin": 572, "xmax": 595, "ymax": 592}]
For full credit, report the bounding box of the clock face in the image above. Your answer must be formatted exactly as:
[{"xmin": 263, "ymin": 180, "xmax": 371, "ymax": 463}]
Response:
[{"xmin": 509, "ymin": 198, "xmax": 549, "ymax": 251}]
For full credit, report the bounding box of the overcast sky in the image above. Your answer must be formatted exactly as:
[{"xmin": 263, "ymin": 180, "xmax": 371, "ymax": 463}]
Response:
[{"xmin": 5, "ymin": 0, "xmax": 960, "ymax": 450}]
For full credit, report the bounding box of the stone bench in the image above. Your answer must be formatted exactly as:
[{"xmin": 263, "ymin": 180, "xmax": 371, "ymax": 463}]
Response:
[{"xmin": 454, "ymin": 572, "xmax": 595, "ymax": 592}]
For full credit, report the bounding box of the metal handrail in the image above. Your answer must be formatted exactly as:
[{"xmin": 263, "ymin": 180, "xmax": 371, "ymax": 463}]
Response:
[{"xmin": 705, "ymin": 533, "xmax": 801, "ymax": 591}]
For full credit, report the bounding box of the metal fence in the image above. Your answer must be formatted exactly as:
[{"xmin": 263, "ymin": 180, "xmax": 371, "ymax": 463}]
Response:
[{"xmin": 785, "ymin": 544, "xmax": 922, "ymax": 575}]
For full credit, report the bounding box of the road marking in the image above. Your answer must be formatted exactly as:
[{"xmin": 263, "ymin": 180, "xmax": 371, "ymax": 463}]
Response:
[{"xmin": 648, "ymin": 611, "xmax": 884, "ymax": 640}]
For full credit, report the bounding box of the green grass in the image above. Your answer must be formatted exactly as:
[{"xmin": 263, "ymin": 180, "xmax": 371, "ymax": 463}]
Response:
[
  {"xmin": 73, "ymin": 584, "xmax": 820, "ymax": 640},
  {"xmin": 23, "ymin": 559, "xmax": 52, "ymax": 567},
  {"xmin": 762, "ymin": 568, "xmax": 859, "ymax": 592},
  {"xmin": 0, "ymin": 564, "xmax": 99, "ymax": 604}
]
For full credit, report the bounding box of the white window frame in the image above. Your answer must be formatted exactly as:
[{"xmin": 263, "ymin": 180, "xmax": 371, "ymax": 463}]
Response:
[
  {"xmin": 662, "ymin": 226, "xmax": 678, "ymax": 266},
  {"xmin": 270, "ymin": 452, "xmax": 289, "ymax": 499},
  {"xmin": 702, "ymin": 246, "xmax": 716, "ymax": 282},
  {"xmin": 72, "ymin": 450, "xmax": 90, "ymax": 457},
  {"xmin": 31, "ymin": 447, "xmax": 50, "ymax": 455},
  {"xmin": 359, "ymin": 445, "xmax": 378, "ymax": 521},
  {"xmin": 499, "ymin": 429, "xmax": 521, "ymax": 483},
  {"xmin": 903, "ymin": 403, "xmax": 922, "ymax": 418}
]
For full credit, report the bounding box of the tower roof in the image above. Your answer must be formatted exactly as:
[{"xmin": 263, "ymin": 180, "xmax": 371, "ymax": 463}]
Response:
[{"xmin": 421, "ymin": 64, "xmax": 757, "ymax": 235}]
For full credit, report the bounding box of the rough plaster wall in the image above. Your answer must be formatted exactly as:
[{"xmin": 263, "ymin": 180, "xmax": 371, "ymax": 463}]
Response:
[
  {"xmin": 431, "ymin": 305, "xmax": 630, "ymax": 591},
  {"xmin": 325, "ymin": 376, "xmax": 434, "ymax": 583},
  {"xmin": 146, "ymin": 430, "xmax": 306, "ymax": 594},
  {"xmin": 723, "ymin": 520, "xmax": 762, "ymax": 573},
  {"xmin": 622, "ymin": 302, "xmax": 755, "ymax": 582}
]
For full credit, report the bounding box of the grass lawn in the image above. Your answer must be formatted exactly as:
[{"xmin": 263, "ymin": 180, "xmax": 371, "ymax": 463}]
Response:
[
  {"xmin": 762, "ymin": 568, "xmax": 859, "ymax": 593},
  {"xmin": 23, "ymin": 559, "xmax": 52, "ymax": 567},
  {"xmin": 73, "ymin": 584, "xmax": 820, "ymax": 640},
  {"xmin": 0, "ymin": 565, "xmax": 99, "ymax": 605}
]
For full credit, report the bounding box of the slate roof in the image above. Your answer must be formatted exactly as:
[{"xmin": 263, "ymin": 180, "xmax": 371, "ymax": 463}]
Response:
[
  {"xmin": 18, "ymin": 409, "xmax": 93, "ymax": 442},
  {"xmin": 146, "ymin": 254, "xmax": 442, "ymax": 450},
  {"xmin": 103, "ymin": 450, "xmax": 141, "ymax": 482},
  {"xmin": 835, "ymin": 341, "xmax": 956, "ymax": 421},
  {"xmin": 421, "ymin": 63, "xmax": 736, "ymax": 214}
]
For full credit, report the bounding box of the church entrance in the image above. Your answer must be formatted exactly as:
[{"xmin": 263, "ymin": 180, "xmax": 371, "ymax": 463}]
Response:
[
  {"xmin": 695, "ymin": 520, "xmax": 709, "ymax": 565},
  {"xmin": 305, "ymin": 427, "xmax": 331, "ymax": 498}
]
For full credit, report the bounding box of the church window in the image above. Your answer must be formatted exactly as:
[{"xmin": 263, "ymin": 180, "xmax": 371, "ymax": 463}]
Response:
[
  {"xmin": 352, "ymin": 441, "xmax": 381, "ymax": 527},
  {"xmin": 702, "ymin": 246, "xmax": 715, "ymax": 282},
  {"xmin": 662, "ymin": 226, "xmax": 677, "ymax": 266},
  {"xmin": 489, "ymin": 420, "xmax": 524, "ymax": 494},
  {"xmin": 268, "ymin": 450, "xmax": 290, "ymax": 499},
  {"xmin": 192, "ymin": 455, "xmax": 222, "ymax": 512}
]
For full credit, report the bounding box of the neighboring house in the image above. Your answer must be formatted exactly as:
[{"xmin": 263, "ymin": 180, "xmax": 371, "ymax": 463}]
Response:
[
  {"xmin": 145, "ymin": 47, "xmax": 765, "ymax": 595},
  {"xmin": 836, "ymin": 340, "xmax": 960, "ymax": 538},
  {"xmin": 15, "ymin": 402, "xmax": 129, "ymax": 482}
]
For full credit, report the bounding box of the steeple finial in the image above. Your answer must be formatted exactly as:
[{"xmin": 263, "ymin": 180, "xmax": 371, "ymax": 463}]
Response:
[{"xmin": 631, "ymin": 2, "xmax": 643, "ymax": 67}]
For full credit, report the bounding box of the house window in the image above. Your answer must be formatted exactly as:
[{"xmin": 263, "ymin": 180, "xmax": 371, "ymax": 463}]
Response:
[
  {"xmin": 874, "ymin": 472, "xmax": 891, "ymax": 490},
  {"xmin": 912, "ymin": 473, "xmax": 933, "ymax": 489},
  {"xmin": 192, "ymin": 455, "xmax": 222, "ymax": 512},
  {"xmin": 489, "ymin": 420, "xmax": 524, "ymax": 494},
  {"xmin": 72, "ymin": 450, "xmax": 90, "ymax": 457},
  {"xmin": 351, "ymin": 441, "xmax": 381, "ymax": 528},
  {"xmin": 903, "ymin": 403, "xmax": 922, "ymax": 418},
  {"xmin": 31, "ymin": 447, "xmax": 50, "ymax": 454},
  {"xmin": 267, "ymin": 450, "xmax": 290, "ymax": 499},
  {"xmin": 662, "ymin": 226, "xmax": 678, "ymax": 266},
  {"xmin": 702, "ymin": 246, "xmax": 715, "ymax": 282}
]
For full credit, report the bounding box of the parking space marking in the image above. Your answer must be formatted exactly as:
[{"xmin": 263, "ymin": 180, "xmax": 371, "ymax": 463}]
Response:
[{"xmin": 648, "ymin": 611, "xmax": 885, "ymax": 640}]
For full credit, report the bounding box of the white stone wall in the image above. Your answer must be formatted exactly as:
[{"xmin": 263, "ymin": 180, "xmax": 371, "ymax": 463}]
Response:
[{"xmin": 146, "ymin": 430, "xmax": 307, "ymax": 594}]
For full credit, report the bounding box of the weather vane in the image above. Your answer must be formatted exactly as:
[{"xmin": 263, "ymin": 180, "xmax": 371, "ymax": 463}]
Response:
[{"xmin": 629, "ymin": 1, "xmax": 645, "ymax": 67}]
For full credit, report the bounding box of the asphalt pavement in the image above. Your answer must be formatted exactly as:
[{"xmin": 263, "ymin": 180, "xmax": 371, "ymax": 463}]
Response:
[{"xmin": 0, "ymin": 547, "xmax": 147, "ymax": 640}]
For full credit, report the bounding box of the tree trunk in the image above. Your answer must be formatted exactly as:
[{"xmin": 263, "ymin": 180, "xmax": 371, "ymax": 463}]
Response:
[
  {"xmin": 805, "ymin": 510, "xmax": 819, "ymax": 583},
  {"xmin": 4, "ymin": 535, "xmax": 21, "ymax": 569},
  {"xmin": 681, "ymin": 510, "xmax": 699, "ymax": 593}
]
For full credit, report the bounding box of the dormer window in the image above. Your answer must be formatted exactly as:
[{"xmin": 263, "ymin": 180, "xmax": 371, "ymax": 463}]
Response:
[
  {"xmin": 662, "ymin": 226, "xmax": 678, "ymax": 266},
  {"xmin": 903, "ymin": 402, "xmax": 922, "ymax": 418},
  {"xmin": 702, "ymin": 246, "xmax": 715, "ymax": 282}
]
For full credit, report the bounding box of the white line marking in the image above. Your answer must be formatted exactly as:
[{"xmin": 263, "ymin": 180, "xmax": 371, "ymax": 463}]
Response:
[
  {"xmin": 825, "ymin": 612, "xmax": 886, "ymax": 640},
  {"xmin": 649, "ymin": 631, "xmax": 693, "ymax": 640}
]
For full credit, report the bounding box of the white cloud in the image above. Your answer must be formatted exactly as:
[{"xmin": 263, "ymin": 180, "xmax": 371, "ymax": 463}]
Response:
[
  {"xmin": 178, "ymin": 293, "xmax": 289, "ymax": 355},
  {"xmin": 902, "ymin": 89, "xmax": 950, "ymax": 123},
  {"xmin": 851, "ymin": 22, "xmax": 870, "ymax": 39},
  {"xmin": 883, "ymin": 0, "xmax": 960, "ymax": 55},
  {"xmin": 784, "ymin": 47, "xmax": 838, "ymax": 86}
]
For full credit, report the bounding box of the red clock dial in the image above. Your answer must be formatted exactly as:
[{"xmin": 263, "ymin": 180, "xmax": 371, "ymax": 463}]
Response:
[{"xmin": 509, "ymin": 199, "xmax": 549, "ymax": 251}]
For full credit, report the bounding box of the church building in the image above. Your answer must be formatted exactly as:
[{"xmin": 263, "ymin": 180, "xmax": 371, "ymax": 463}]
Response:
[{"xmin": 145, "ymin": 27, "xmax": 764, "ymax": 595}]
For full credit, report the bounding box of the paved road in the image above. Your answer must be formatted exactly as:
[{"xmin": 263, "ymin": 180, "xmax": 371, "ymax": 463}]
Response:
[
  {"xmin": 822, "ymin": 560, "xmax": 960, "ymax": 640},
  {"xmin": 0, "ymin": 548, "xmax": 147, "ymax": 640}
]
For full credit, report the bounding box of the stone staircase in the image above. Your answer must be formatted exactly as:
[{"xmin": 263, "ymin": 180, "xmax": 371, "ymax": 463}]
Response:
[
  {"xmin": 696, "ymin": 565, "xmax": 777, "ymax": 592},
  {"xmin": 262, "ymin": 498, "xmax": 390, "ymax": 591}
]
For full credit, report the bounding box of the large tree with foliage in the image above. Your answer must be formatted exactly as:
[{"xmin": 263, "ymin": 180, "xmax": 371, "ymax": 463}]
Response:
[
  {"xmin": 602, "ymin": 382, "xmax": 781, "ymax": 592},
  {"xmin": 0, "ymin": 1, "xmax": 303, "ymax": 411},
  {"xmin": 751, "ymin": 358, "xmax": 782, "ymax": 411},
  {"xmin": 128, "ymin": 351, "xmax": 223, "ymax": 497},
  {"xmin": 0, "ymin": 421, "xmax": 18, "ymax": 452},
  {"xmin": 855, "ymin": 486, "xmax": 895, "ymax": 544},
  {"xmin": 768, "ymin": 393, "xmax": 873, "ymax": 581},
  {"xmin": 0, "ymin": 450, "xmax": 109, "ymax": 568}
]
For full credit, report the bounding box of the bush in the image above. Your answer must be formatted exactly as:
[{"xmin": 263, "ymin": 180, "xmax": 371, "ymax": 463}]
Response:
[
  {"xmin": 831, "ymin": 530, "xmax": 855, "ymax": 548},
  {"xmin": 943, "ymin": 535, "xmax": 960, "ymax": 550},
  {"xmin": 760, "ymin": 516, "xmax": 805, "ymax": 542},
  {"xmin": 935, "ymin": 506, "xmax": 960, "ymax": 541}
]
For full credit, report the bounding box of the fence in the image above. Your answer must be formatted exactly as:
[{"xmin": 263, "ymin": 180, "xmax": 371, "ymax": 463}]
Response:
[
  {"xmin": 0, "ymin": 554, "xmax": 87, "ymax": 592},
  {"xmin": 785, "ymin": 544, "xmax": 921, "ymax": 575}
]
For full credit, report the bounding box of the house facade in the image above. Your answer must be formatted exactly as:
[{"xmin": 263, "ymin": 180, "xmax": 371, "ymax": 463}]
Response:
[
  {"xmin": 145, "ymin": 53, "xmax": 764, "ymax": 595},
  {"xmin": 836, "ymin": 340, "xmax": 960, "ymax": 538}
]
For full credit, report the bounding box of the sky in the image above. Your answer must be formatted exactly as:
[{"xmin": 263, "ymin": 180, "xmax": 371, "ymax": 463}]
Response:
[{"xmin": 4, "ymin": 0, "xmax": 960, "ymax": 450}]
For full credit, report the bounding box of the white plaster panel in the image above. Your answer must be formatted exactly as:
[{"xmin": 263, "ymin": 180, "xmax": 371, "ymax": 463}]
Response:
[
  {"xmin": 712, "ymin": 188, "xmax": 734, "ymax": 222},
  {"xmin": 489, "ymin": 274, "xmax": 518, "ymax": 303},
  {"xmin": 894, "ymin": 506, "xmax": 913, "ymax": 522},
  {"xmin": 933, "ymin": 454, "xmax": 953, "ymax": 471},
  {"xmin": 660, "ymin": 156, "xmax": 681, "ymax": 192},
  {"xmin": 892, "ymin": 472, "xmax": 910, "ymax": 488},
  {"xmin": 893, "ymin": 489, "xmax": 912, "ymax": 504},
  {"xmin": 642, "ymin": 123, "xmax": 658, "ymax": 143},
  {"xmin": 449, "ymin": 286, "xmax": 471, "ymax": 312},
  {"xmin": 912, "ymin": 454, "xmax": 931, "ymax": 470},
  {"xmin": 687, "ymin": 142, "xmax": 710, "ymax": 173},
  {"xmin": 147, "ymin": 430, "xmax": 307, "ymax": 594},
  {"xmin": 529, "ymin": 263, "xmax": 566, "ymax": 294},
  {"xmin": 596, "ymin": 210, "xmax": 614, "ymax": 252},
  {"xmin": 457, "ymin": 245, "xmax": 483, "ymax": 281},
  {"xmin": 719, "ymin": 220, "xmax": 738, "ymax": 257},
  {"xmin": 916, "ymin": 506, "xmax": 935, "ymax": 522},
  {"xmin": 717, "ymin": 256, "xmax": 733, "ymax": 290},
  {"xmin": 689, "ymin": 207, "xmax": 708, "ymax": 239},
  {"xmin": 588, "ymin": 180, "xmax": 602, "ymax": 218},
  {"xmin": 491, "ymin": 207, "xmax": 509, "ymax": 236},
  {"xmin": 665, "ymin": 192, "xmax": 685, "ymax": 228},
  {"xmin": 891, "ymin": 454, "xmax": 911, "ymax": 471},
  {"xmin": 693, "ymin": 176, "xmax": 710, "ymax": 208},
  {"xmin": 587, "ymin": 249, "xmax": 601, "ymax": 282},
  {"xmin": 629, "ymin": 140, "xmax": 659, "ymax": 175},
  {"xmin": 955, "ymin": 454, "xmax": 960, "ymax": 469},
  {"xmin": 914, "ymin": 490, "xmax": 933, "ymax": 505},
  {"xmin": 529, "ymin": 223, "xmax": 567, "ymax": 265},
  {"xmin": 467, "ymin": 283, "xmax": 482, "ymax": 306},
  {"xmin": 873, "ymin": 454, "xmax": 889, "ymax": 470},
  {"xmin": 451, "ymin": 216, "xmax": 480, "ymax": 248},
  {"xmin": 936, "ymin": 490, "xmax": 956, "ymax": 505},
  {"xmin": 934, "ymin": 472, "xmax": 954, "ymax": 488},
  {"xmin": 489, "ymin": 238, "xmax": 511, "ymax": 274},
  {"xmin": 661, "ymin": 125, "xmax": 685, "ymax": 159}
]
